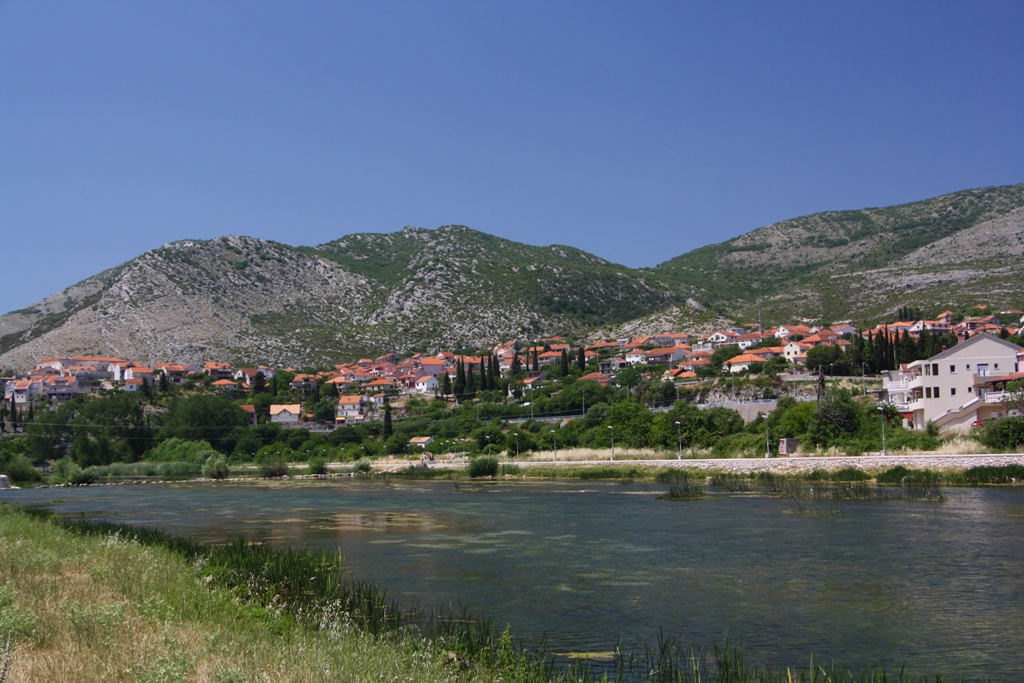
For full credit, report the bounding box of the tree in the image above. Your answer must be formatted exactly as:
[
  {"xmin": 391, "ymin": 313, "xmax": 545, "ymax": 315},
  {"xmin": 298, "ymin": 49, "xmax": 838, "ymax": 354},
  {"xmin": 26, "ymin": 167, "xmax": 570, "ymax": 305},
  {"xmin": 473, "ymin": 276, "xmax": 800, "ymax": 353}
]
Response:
[
  {"xmin": 560, "ymin": 349, "xmax": 569, "ymax": 375},
  {"xmin": 383, "ymin": 399, "xmax": 393, "ymax": 437},
  {"xmin": 26, "ymin": 405, "xmax": 75, "ymax": 463},
  {"xmin": 159, "ymin": 372, "xmax": 170, "ymax": 393},
  {"xmin": 252, "ymin": 371, "xmax": 267, "ymax": 394},
  {"xmin": 440, "ymin": 371, "xmax": 452, "ymax": 397},
  {"xmin": 453, "ymin": 360, "xmax": 466, "ymax": 400},
  {"xmin": 577, "ymin": 345, "xmax": 586, "ymax": 372},
  {"xmin": 160, "ymin": 394, "xmax": 250, "ymax": 453},
  {"xmin": 808, "ymin": 388, "xmax": 861, "ymax": 446},
  {"xmin": 806, "ymin": 345, "xmax": 850, "ymax": 375},
  {"xmin": 710, "ymin": 345, "xmax": 742, "ymax": 369},
  {"xmin": 1003, "ymin": 379, "xmax": 1024, "ymax": 417},
  {"xmin": 510, "ymin": 353, "xmax": 523, "ymax": 376},
  {"xmin": 532, "ymin": 348, "xmax": 539, "ymax": 372},
  {"xmin": 72, "ymin": 392, "xmax": 152, "ymax": 463},
  {"xmin": 312, "ymin": 398, "xmax": 336, "ymax": 423}
]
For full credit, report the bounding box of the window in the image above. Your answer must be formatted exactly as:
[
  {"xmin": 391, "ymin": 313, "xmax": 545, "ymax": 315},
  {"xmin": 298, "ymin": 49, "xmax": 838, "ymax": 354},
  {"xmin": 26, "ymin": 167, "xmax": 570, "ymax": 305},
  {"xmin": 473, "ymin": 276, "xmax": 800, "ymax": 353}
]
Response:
[
  {"xmin": 933, "ymin": 364, "xmax": 939, "ymax": 375},
  {"xmin": 967, "ymin": 364, "xmax": 971, "ymax": 369},
  {"xmin": 951, "ymin": 387, "xmax": 957, "ymax": 396},
  {"xmin": 925, "ymin": 387, "xmax": 932, "ymax": 398},
  {"xmin": 924, "ymin": 365, "xmax": 931, "ymax": 376},
  {"xmin": 950, "ymin": 365, "xmax": 956, "ymax": 373},
  {"xmin": 994, "ymin": 363, "xmax": 1000, "ymax": 370},
  {"xmin": 968, "ymin": 387, "xmax": 973, "ymax": 393},
  {"xmin": 934, "ymin": 387, "xmax": 940, "ymax": 398}
]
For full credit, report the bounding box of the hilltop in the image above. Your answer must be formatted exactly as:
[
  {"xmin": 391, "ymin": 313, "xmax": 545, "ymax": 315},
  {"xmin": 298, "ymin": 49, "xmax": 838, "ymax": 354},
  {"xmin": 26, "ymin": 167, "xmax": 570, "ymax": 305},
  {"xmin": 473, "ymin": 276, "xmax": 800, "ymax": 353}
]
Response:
[
  {"xmin": 0, "ymin": 228, "xmax": 686, "ymax": 371},
  {"xmin": 1, "ymin": 183, "xmax": 1022, "ymax": 371},
  {"xmin": 652, "ymin": 184, "xmax": 1024, "ymax": 323}
]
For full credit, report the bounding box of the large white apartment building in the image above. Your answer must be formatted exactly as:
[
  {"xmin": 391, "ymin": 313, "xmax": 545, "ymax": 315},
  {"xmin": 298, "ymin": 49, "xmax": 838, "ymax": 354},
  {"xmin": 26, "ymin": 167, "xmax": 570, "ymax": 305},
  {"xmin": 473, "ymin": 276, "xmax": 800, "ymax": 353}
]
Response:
[{"xmin": 883, "ymin": 333, "xmax": 1022, "ymax": 431}]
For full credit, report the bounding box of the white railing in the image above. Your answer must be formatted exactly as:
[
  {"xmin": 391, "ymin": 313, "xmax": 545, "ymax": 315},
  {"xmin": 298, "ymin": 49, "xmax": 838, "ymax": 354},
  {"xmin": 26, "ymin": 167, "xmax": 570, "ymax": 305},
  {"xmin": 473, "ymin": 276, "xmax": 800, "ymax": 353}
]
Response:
[{"xmin": 983, "ymin": 391, "xmax": 1005, "ymax": 404}]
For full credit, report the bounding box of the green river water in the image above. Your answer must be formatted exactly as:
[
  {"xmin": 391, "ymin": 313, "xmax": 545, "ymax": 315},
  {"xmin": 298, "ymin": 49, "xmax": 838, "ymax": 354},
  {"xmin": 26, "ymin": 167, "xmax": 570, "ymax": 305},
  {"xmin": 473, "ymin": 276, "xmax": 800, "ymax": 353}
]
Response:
[{"xmin": 6, "ymin": 479, "xmax": 1024, "ymax": 678}]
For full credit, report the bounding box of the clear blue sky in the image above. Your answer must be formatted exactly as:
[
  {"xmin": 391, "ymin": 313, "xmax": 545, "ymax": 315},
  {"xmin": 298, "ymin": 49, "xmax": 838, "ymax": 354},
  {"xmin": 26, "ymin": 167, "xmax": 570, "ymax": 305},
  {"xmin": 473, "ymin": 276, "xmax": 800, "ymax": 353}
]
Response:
[{"xmin": 2, "ymin": 1, "xmax": 1022, "ymax": 314}]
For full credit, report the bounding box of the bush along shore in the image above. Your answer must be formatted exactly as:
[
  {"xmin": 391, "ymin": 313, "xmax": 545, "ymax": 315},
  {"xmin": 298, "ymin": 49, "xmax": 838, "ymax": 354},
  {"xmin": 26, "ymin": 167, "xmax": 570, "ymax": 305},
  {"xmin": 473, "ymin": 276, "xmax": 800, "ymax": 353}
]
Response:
[{"xmin": 0, "ymin": 505, "xmax": 1011, "ymax": 682}]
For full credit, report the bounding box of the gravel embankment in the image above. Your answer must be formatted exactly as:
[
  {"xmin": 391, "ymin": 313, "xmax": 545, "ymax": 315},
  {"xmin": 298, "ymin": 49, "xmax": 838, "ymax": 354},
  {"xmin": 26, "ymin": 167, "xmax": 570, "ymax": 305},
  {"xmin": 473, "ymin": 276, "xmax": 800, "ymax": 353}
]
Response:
[{"xmin": 436, "ymin": 453, "xmax": 1024, "ymax": 474}]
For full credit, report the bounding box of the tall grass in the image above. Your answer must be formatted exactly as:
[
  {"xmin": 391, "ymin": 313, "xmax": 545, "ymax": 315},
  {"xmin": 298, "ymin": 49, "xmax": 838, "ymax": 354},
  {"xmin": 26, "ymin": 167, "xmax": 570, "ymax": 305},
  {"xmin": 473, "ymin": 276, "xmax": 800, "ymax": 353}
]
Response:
[
  {"xmin": 23, "ymin": 511, "xmax": 518, "ymax": 663},
  {"xmin": 88, "ymin": 461, "xmax": 202, "ymax": 478}
]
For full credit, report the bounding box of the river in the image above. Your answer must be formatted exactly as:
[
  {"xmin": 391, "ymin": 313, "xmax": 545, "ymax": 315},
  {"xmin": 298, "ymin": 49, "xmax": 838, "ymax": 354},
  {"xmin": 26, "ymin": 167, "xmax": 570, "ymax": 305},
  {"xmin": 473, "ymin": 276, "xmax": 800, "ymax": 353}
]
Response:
[{"xmin": 6, "ymin": 479, "xmax": 1024, "ymax": 678}]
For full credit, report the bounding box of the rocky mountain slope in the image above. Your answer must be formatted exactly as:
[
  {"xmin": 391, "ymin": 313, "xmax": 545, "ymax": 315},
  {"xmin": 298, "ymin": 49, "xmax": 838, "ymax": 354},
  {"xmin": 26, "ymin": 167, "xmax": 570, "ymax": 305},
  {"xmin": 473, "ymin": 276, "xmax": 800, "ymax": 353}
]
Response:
[
  {"xmin": 652, "ymin": 183, "xmax": 1024, "ymax": 323},
  {"xmin": 0, "ymin": 228, "xmax": 687, "ymax": 371},
  {"xmin": 1, "ymin": 183, "xmax": 1022, "ymax": 371}
]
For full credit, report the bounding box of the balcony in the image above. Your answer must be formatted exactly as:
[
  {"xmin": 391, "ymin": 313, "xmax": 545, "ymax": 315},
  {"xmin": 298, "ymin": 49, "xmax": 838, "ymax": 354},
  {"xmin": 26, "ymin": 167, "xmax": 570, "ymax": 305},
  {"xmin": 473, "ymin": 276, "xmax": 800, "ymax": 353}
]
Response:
[
  {"xmin": 884, "ymin": 379, "xmax": 911, "ymax": 392},
  {"xmin": 983, "ymin": 391, "xmax": 1005, "ymax": 404}
]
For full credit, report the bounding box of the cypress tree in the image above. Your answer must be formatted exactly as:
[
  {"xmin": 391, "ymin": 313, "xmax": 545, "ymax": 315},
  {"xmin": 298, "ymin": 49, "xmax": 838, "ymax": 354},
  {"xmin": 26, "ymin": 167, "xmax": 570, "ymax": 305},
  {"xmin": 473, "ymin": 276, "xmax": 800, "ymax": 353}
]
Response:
[
  {"xmin": 560, "ymin": 349, "xmax": 569, "ymax": 375},
  {"xmin": 159, "ymin": 372, "xmax": 170, "ymax": 393},
  {"xmin": 916, "ymin": 328, "xmax": 929, "ymax": 360},
  {"xmin": 577, "ymin": 345, "xmax": 586, "ymax": 372},
  {"xmin": 480, "ymin": 357, "xmax": 488, "ymax": 391},
  {"xmin": 897, "ymin": 330, "xmax": 915, "ymax": 365},
  {"xmin": 26, "ymin": 401, "xmax": 33, "ymax": 423},
  {"xmin": 454, "ymin": 360, "xmax": 466, "ymax": 399},
  {"xmin": 510, "ymin": 353, "xmax": 522, "ymax": 375},
  {"xmin": 441, "ymin": 371, "xmax": 452, "ymax": 397},
  {"xmin": 466, "ymin": 364, "xmax": 475, "ymax": 394},
  {"xmin": 383, "ymin": 399, "xmax": 393, "ymax": 436}
]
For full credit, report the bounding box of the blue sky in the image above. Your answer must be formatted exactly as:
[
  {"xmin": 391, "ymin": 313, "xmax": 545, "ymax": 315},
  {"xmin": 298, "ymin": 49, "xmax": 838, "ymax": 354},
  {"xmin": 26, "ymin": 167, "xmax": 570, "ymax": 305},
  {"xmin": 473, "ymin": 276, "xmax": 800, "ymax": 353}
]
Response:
[{"xmin": 1, "ymin": 1, "xmax": 1022, "ymax": 314}]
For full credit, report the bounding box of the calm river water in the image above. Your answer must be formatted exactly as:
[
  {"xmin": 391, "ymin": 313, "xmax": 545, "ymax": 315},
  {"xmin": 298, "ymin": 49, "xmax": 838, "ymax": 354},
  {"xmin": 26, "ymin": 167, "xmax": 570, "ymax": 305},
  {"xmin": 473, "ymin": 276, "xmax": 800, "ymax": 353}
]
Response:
[{"xmin": 6, "ymin": 479, "xmax": 1024, "ymax": 678}]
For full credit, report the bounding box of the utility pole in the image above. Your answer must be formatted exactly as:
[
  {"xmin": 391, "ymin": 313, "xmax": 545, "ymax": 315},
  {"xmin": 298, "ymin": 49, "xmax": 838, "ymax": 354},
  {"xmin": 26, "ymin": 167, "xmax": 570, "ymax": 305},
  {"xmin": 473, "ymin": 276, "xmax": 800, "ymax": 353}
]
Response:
[
  {"xmin": 608, "ymin": 425, "xmax": 614, "ymax": 461},
  {"xmin": 675, "ymin": 421, "xmax": 682, "ymax": 460}
]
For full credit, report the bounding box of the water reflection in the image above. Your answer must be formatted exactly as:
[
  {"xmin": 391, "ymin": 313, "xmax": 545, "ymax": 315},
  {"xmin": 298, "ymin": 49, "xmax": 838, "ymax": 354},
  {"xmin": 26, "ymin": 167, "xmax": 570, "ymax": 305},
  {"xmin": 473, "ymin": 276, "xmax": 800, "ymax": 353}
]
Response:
[{"xmin": 5, "ymin": 479, "xmax": 1023, "ymax": 679}]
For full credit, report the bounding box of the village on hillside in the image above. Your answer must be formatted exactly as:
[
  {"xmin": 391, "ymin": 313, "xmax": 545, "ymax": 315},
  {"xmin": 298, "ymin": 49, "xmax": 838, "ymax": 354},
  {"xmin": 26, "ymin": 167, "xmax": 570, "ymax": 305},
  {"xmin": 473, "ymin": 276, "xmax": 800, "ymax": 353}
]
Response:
[{"xmin": 4, "ymin": 307, "xmax": 1023, "ymax": 436}]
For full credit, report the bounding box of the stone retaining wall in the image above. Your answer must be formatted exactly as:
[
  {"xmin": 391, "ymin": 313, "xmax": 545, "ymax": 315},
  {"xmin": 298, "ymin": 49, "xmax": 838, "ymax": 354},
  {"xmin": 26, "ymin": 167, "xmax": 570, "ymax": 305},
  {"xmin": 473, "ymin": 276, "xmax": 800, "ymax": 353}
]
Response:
[{"xmin": 506, "ymin": 453, "xmax": 1024, "ymax": 473}]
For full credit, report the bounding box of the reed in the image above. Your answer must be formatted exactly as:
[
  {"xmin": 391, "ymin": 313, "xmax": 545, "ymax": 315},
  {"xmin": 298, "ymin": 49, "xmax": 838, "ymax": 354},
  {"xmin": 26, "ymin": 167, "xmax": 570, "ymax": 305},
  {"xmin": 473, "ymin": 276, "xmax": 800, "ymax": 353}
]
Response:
[
  {"xmin": 468, "ymin": 456, "xmax": 499, "ymax": 478},
  {"xmin": 658, "ymin": 483, "xmax": 707, "ymax": 501},
  {"xmin": 89, "ymin": 461, "xmax": 202, "ymax": 478}
]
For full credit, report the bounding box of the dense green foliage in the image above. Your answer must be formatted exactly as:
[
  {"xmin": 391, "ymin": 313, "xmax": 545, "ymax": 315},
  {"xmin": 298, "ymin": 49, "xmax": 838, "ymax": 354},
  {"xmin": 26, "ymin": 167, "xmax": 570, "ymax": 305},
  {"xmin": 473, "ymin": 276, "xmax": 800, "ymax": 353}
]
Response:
[
  {"xmin": 467, "ymin": 456, "xmax": 499, "ymax": 478},
  {"xmin": 978, "ymin": 417, "xmax": 1024, "ymax": 451}
]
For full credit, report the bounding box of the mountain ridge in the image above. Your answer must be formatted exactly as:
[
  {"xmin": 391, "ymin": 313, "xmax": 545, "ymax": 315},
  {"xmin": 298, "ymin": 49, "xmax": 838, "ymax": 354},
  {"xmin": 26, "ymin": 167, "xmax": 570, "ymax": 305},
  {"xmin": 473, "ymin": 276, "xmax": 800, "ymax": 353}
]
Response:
[{"xmin": 1, "ymin": 183, "xmax": 1022, "ymax": 371}]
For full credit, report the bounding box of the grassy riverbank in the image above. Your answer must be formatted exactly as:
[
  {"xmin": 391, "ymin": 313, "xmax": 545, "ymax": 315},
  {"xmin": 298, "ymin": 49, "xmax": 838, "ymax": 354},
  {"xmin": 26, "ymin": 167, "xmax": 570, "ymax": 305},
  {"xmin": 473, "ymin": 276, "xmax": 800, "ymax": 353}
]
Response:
[{"xmin": 0, "ymin": 506, "xmax": 1012, "ymax": 682}]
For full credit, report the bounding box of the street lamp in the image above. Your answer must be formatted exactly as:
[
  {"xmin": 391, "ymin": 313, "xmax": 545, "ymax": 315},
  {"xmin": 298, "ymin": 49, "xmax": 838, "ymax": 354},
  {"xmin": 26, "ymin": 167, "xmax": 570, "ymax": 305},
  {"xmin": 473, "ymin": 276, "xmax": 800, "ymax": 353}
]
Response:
[
  {"xmin": 862, "ymin": 362, "xmax": 867, "ymax": 397},
  {"xmin": 581, "ymin": 388, "xmax": 586, "ymax": 418},
  {"xmin": 486, "ymin": 435, "xmax": 491, "ymax": 456},
  {"xmin": 880, "ymin": 409, "xmax": 888, "ymax": 456},
  {"xmin": 608, "ymin": 425, "xmax": 614, "ymax": 461},
  {"xmin": 551, "ymin": 429, "xmax": 557, "ymax": 459},
  {"xmin": 513, "ymin": 432, "xmax": 519, "ymax": 458},
  {"xmin": 674, "ymin": 421, "xmax": 682, "ymax": 460}
]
